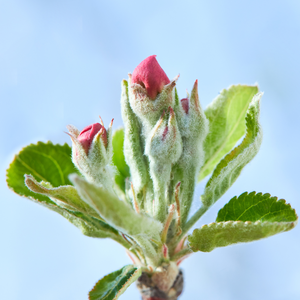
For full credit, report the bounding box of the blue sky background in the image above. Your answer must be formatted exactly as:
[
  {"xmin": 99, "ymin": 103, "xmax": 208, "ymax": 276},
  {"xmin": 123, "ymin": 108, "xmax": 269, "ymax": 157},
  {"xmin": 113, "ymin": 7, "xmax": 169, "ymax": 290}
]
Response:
[{"xmin": 1, "ymin": 0, "xmax": 300, "ymax": 299}]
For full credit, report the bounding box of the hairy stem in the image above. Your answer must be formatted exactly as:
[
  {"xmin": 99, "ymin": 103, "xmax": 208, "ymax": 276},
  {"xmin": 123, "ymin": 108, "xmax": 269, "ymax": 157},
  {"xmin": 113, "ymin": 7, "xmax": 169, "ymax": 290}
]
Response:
[{"xmin": 181, "ymin": 205, "xmax": 209, "ymax": 237}]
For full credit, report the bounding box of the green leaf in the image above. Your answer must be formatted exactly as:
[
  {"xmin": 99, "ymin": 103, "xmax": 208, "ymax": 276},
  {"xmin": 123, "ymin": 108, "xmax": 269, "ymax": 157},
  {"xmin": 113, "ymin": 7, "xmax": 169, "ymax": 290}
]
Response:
[
  {"xmin": 7, "ymin": 142, "xmax": 79, "ymax": 202},
  {"xmin": 188, "ymin": 220, "xmax": 297, "ymax": 252},
  {"xmin": 216, "ymin": 191, "xmax": 298, "ymax": 223},
  {"xmin": 6, "ymin": 142, "xmax": 120, "ymax": 238},
  {"xmin": 24, "ymin": 174, "xmax": 100, "ymax": 218},
  {"xmin": 201, "ymin": 93, "xmax": 262, "ymax": 206},
  {"xmin": 112, "ymin": 128, "xmax": 130, "ymax": 192},
  {"xmin": 188, "ymin": 192, "xmax": 297, "ymax": 252},
  {"xmin": 70, "ymin": 174, "xmax": 163, "ymax": 240},
  {"xmin": 89, "ymin": 265, "xmax": 142, "ymax": 300},
  {"xmin": 25, "ymin": 193, "xmax": 119, "ymax": 238},
  {"xmin": 65, "ymin": 210, "xmax": 119, "ymax": 238},
  {"xmin": 24, "ymin": 174, "xmax": 120, "ymax": 238},
  {"xmin": 199, "ymin": 85, "xmax": 259, "ymax": 181}
]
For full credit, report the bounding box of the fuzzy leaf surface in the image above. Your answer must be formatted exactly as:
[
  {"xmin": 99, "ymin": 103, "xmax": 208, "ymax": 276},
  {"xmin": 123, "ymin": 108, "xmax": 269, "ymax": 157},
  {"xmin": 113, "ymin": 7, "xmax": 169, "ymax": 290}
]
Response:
[
  {"xmin": 201, "ymin": 93, "xmax": 262, "ymax": 206},
  {"xmin": 89, "ymin": 265, "xmax": 141, "ymax": 300},
  {"xmin": 70, "ymin": 174, "xmax": 163, "ymax": 240},
  {"xmin": 199, "ymin": 85, "xmax": 259, "ymax": 181},
  {"xmin": 22, "ymin": 190, "xmax": 118, "ymax": 238},
  {"xmin": 6, "ymin": 142, "xmax": 118, "ymax": 238},
  {"xmin": 7, "ymin": 142, "xmax": 79, "ymax": 203},
  {"xmin": 25, "ymin": 174, "xmax": 99, "ymax": 217},
  {"xmin": 112, "ymin": 128, "xmax": 130, "ymax": 192},
  {"xmin": 189, "ymin": 192, "xmax": 297, "ymax": 252},
  {"xmin": 24, "ymin": 174, "xmax": 119, "ymax": 238}
]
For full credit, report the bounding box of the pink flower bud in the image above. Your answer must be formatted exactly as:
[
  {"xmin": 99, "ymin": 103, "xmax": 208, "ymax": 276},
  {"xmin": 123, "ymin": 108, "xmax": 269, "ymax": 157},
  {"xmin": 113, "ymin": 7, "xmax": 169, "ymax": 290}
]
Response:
[
  {"xmin": 78, "ymin": 123, "xmax": 107, "ymax": 154},
  {"xmin": 180, "ymin": 98, "xmax": 189, "ymax": 114},
  {"xmin": 132, "ymin": 55, "xmax": 170, "ymax": 100}
]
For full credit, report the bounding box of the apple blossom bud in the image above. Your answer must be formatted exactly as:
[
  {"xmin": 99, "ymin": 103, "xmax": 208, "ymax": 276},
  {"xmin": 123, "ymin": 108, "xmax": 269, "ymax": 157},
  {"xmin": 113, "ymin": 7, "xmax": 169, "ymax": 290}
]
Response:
[
  {"xmin": 171, "ymin": 80, "xmax": 209, "ymax": 225},
  {"xmin": 145, "ymin": 107, "xmax": 182, "ymax": 164},
  {"xmin": 121, "ymin": 80, "xmax": 149, "ymax": 199},
  {"xmin": 128, "ymin": 56, "xmax": 178, "ymax": 131},
  {"xmin": 132, "ymin": 55, "xmax": 170, "ymax": 100},
  {"xmin": 67, "ymin": 119, "xmax": 114, "ymax": 189},
  {"xmin": 145, "ymin": 107, "xmax": 182, "ymax": 221},
  {"xmin": 77, "ymin": 123, "xmax": 107, "ymax": 155}
]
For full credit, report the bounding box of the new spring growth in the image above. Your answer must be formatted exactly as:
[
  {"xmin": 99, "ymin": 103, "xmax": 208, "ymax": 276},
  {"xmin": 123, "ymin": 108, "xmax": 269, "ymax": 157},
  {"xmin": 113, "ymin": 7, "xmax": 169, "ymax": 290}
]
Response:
[
  {"xmin": 67, "ymin": 118, "xmax": 114, "ymax": 188},
  {"xmin": 121, "ymin": 55, "xmax": 207, "ymax": 226},
  {"xmin": 129, "ymin": 55, "xmax": 178, "ymax": 130},
  {"xmin": 145, "ymin": 107, "xmax": 182, "ymax": 222},
  {"xmin": 6, "ymin": 53, "xmax": 298, "ymax": 300},
  {"xmin": 132, "ymin": 55, "xmax": 170, "ymax": 100},
  {"xmin": 171, "ymin": 80, "xmax": 209, "ymax": 224}
]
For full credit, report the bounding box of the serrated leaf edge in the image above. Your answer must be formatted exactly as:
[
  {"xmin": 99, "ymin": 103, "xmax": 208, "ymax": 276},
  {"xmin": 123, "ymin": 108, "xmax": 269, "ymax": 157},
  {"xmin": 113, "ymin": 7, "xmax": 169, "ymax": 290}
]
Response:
[
  {"xmin": 6, "ymin": 141, "xmax": 73, "ymax": 196},
  {"xmin": 88, "ymin": 265, "xmax": 136, "ymax": 300},
  {"xmin": 114, "ymin": 267, "xmax": 142, "ymax": 299},
  {"xmin": 217, "ymin": 191, "xmax": 298, "ymax": 222},
  {"xmin": 201, "ymin": 93, "xmax": 262, "ymax": 206},
  {"xmin": 200, "ymin": 84, "xmax": 259, "ymax": 181},
  {"xmin": 191, "ymin": 219, "xmax": 298, "ymax": 232},
  {"xmin": 189, "ymin": 218, "xmax": 298, "ymax": 249}
]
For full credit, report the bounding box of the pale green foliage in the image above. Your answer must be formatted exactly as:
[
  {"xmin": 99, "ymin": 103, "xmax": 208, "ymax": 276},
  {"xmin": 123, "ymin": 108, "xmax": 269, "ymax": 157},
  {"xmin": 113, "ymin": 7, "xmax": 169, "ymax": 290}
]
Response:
[
  {"xmin": 188, "ymin": 220, "xmax": 296, "ymax": 252},
  {"xmin": 6, "ymin": 74, "xmax": 298, "ymax": 299},
  {"xmin": 89, "ymin": 265, "xmax": 141, "ymax": 300},
  {"xmin": 200, "ymin": 85, "xmax": 259, "ymax": 181},
  {"xmin": 25, "ymin": 174, "xmax": 99, "ymax": 217},
  {"xmin": 70, "ymin": 174, "xmax": 163, "ymax": 241},
  {"xmin": 6, "ymin": 142, "xmax": 124, "ymax": 240},
  {"xmin": 201, "ymin": 93, "xmax": 263, "ymax": 206},
  {"xmin": 188, "ymin": 192, "xmax": 297, "ymax": 252},
  {"xmin": 217, "ymin": 191, "xmax": 298, "ymax": 222},
  {"xmin": 111, "ymin": 128, "xmax": 130, "ymax": 193},
  {"xmin": 6, "ymin": 142, "xmax": 78, "ymax": 192}
]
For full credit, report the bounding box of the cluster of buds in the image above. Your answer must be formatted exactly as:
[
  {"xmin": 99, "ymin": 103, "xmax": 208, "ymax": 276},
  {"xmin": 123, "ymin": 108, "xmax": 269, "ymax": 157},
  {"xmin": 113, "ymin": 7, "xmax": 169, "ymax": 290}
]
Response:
[
  {"xmin": 67, "ymin": 118, "xmax": 114, "ymax": 190},
  {"xmin": 122, "ymin": 55, "xmax": 208, "ymax": 225},
  {"xmin": 66, "ymin": 56, "xmax": 207, "ymax": 281}
]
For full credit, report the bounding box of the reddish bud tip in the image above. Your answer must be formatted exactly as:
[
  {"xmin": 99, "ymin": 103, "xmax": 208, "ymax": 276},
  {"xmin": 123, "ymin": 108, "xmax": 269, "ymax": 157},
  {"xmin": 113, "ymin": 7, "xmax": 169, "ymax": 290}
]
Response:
[
  {"xmin": 109, "ymin": 118, "xmax": 114, "ymax": 127},
  {"xmin": 78, "ymin": 123, "xmax": 107, "ymax": 154},
  {"xmin": 169, "ymin": 106, "xmax": 174, "ymax": 115},
  {"xmin": 162, "ymin": 126, "xmax": 168, "ymax": 141},
  {"xmin": 132, "ymin": 55, "xmax": 170, "ymax": 100},
  {"xmin": 163, "ymin": 244, "xmax": 169, "ymax": 259},
  {"xmin": 180, "ymin": 98, "xmax": 189, "ymax": 114}
]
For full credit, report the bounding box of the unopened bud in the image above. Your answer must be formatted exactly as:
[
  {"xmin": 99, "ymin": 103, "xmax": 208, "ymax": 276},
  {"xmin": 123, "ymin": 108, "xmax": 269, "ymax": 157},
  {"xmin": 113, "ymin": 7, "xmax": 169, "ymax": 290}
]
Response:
[
  {"xmin": 77, "ymin": 123, "xmax": 107, "ymax": 155},
  {"xmin": 145, "ymin": 108, "xmax": 182, "ymax": 221},
  {"xmin": 132, "ymin": 55, "xmax": 170, "ymax": 100},
  {"xmin": 128, "ymin": 56, "xmax": 178, "ymax": 129},
  {"xmin": 176, "ymin": 80, "xmax": 208, "ymax": 139},
  {"xmin": 121, "ymin": 80, "xmax": 149, "ymax": 197},
  {"xmin": 67, "ymin": 119, "xmax": 114, "ymax": 188},
  {"xmin": 145, "ymin": 107, "xmax": 182, "ymax": 164},
  {"xmin": 172, "ymin": 80, "xmax": 209, "ymax": 224}
]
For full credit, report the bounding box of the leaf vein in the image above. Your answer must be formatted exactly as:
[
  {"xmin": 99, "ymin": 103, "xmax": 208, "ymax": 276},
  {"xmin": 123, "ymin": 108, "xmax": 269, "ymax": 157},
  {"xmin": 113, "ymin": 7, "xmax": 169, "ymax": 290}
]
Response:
[
  {"xmin": 16, "ymin": 156, "xmax": 48, "ymax": 182},
  {"xmin": 202, "ymin": 90, "xmax": 252, "ymax": 174},
  {"xmin": 29, "ymin": 149, "xmax": 65, "ymax": 185}
]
